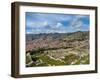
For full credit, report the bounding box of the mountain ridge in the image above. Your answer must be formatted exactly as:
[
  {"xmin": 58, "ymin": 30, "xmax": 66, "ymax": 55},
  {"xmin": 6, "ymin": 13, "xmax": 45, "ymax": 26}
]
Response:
[{"xmin": 26, "ymin": 31, "xmax": 89, "ymax": 52}]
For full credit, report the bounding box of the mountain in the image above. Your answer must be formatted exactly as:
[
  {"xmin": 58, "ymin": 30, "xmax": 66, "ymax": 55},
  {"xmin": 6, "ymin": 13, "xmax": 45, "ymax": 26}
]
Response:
[
  {"xmin": 26, "ymin": 31, "xmax": 89, "ymax": 52},
  {"xmin": 26, "ymin": 31, "xmax": 89, "ymax": 67}
]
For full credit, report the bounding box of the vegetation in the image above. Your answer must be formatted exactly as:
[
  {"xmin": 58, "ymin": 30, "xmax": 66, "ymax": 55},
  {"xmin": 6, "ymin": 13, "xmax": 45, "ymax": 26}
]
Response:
[
  {"xmin": 26, "ymin": 31, "xmax": 89, "ymax": 67},
  {"xmin": 26, "ymin": 48, "xmax": 89, "ymax": 67}
]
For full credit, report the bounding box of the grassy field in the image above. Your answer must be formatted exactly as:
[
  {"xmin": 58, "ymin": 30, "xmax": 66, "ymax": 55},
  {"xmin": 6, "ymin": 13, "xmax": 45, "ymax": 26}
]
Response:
[{"xmin": 26, "ymin": 48, "xmax": 89, "ymax": 67}]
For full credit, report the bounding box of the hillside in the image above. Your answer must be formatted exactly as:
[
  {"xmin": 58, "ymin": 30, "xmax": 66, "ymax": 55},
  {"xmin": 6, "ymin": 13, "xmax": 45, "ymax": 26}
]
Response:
[
  {"xmin": 26, "ymin": 31, "xmax": 89, "ymax": 52},
  {"xmin": 26, "ymin": 31, "xmax": 89, "ymax": 67}
]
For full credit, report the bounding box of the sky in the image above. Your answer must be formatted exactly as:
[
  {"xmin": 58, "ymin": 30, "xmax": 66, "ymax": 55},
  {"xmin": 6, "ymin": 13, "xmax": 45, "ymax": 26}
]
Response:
[{"xmin": 25, "ymin": 12, "xmax": 89, "ymax": 34}]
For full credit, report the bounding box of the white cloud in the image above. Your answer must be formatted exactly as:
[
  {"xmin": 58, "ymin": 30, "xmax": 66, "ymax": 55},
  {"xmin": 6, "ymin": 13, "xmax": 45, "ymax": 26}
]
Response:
[
  {"xmin": 56, "ymin": 23, "xmax": 63, "ymax": 28},
  {"xmin": 43, "ymin": 21, "xmax": 48, "ymax": 26},
  {"xmin": 26, "ymin": 12, "xmax": 89, "ymax": 34},
  {"xmin": 73, "ymin": 21, "xmax": 83, "ymax": 29},
  {"xmin": 71, "ymin": 16, "xmax": 83, "ymax": 30},
  {"xmin": 26, "ymin": 21, "xmax": 34, "ymax": 28},
  {"xmin": 26, "ymin": 21, "xmax": 50, "ymax": 28},
  {"xmin": 32, "ymin": 13, "xmax": 73, "ymax": 23}
]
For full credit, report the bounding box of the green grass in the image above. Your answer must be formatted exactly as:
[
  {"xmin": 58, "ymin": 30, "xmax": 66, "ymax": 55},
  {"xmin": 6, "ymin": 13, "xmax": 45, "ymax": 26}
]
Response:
[
  {"xmin": 26, "ymin": 53, "xmax": 32, "ymax": 64},
  {"xmin": 26, "ymin": 48, "xmax": 89, "ymax": 67},
  {"xmin": 39, "ymin": 55, "xmax": 65, "ymax": 66},
  {"xmin": 80, "ymin": 54, "xmax": 89, "ymax": 64},
  {"xmin": 63, "ymin": 53, "xmax": 79, "ymax": 65}
]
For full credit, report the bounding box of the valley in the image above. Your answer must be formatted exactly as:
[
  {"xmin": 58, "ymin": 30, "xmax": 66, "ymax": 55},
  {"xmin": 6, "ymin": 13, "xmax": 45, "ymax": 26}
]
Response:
[{"xmin": 26, "ymin": 31, "xmax": 89, "ymax": 67}]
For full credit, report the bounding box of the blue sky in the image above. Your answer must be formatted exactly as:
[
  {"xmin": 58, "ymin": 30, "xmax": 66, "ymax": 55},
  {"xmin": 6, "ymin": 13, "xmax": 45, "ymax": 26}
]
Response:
[{"xmin": 25, "ymin": 12, "xmax": 89, "ymax": 34}]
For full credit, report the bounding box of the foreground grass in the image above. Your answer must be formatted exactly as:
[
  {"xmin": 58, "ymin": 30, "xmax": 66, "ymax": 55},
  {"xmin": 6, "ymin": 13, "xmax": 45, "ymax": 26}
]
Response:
[{"xmin": 26, "ymin": 48, "xmax": 89, "ymax": 67}]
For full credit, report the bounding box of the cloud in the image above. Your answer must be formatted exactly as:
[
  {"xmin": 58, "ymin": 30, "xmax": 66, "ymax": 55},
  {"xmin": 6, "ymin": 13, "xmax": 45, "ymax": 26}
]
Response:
[
  {"xmin": 26, "ymin": 12, "xmax": 89, "ymax": 34},
  {"xmin": 43, "ymin": 21, "xmax": 48, "ymax": 26},
  {"xmin": 72, "ymin": 21, "xmax": 83, "ymax": 30},
  {"xmin": 26, "ymin": 22, "xmax": 67, "ymax": 34},
  {"xmin": 26, "ymin": 12, "xmax": 73, "ymax": 23},
  {"xmin": 56, "ymin": 23, "xmax": 63, "ymax": 28},
  {"xmin": 70, "ymin": 15, "xmax": 89, "ymax": 31},
  {"xmin": 26, "ymin": 21, "xmax": 49, "ymax": 29}
]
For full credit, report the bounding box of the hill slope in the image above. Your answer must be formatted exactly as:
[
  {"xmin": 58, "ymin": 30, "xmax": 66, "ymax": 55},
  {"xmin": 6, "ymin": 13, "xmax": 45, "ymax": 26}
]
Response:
[
  {"xmin": 26, "ymin": 31, "xmax": 89, "ymax": 67},
  {"xmin": 26, "ymin": 31, "xmax": 89, "ymax": 52}
]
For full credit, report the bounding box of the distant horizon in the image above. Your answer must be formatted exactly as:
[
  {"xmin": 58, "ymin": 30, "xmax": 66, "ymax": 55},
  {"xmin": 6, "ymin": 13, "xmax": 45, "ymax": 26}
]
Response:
[
  {"xmin": 26, "ymin": 30, "xmax": 89, "ymax": 34},
  {"xmin": 26, "ymin": 12, "xmax": 90, "ymax": 34}
]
